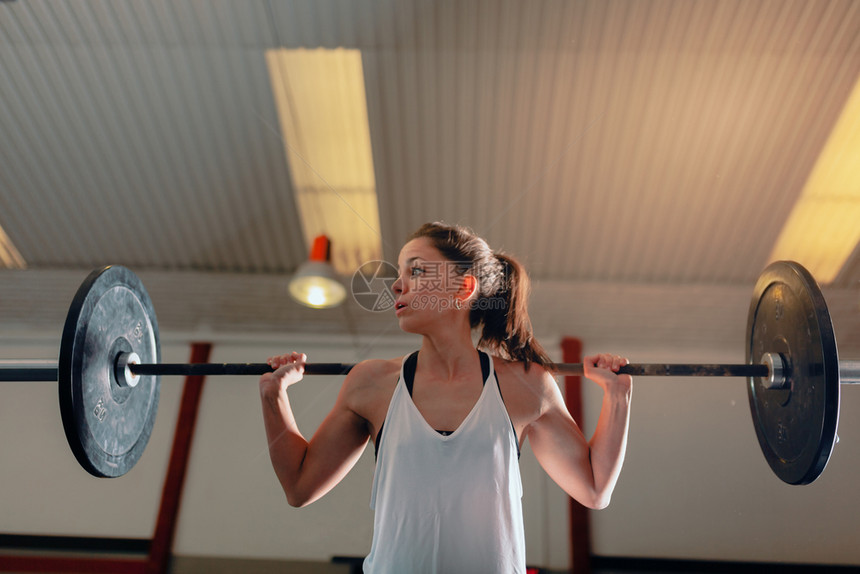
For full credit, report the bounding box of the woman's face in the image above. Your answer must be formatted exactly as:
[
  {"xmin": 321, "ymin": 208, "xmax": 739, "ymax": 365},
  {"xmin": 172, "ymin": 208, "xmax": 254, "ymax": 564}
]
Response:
[{"xmin": 392, "ymin": 237, "xmax": 469, "ymax": 331}]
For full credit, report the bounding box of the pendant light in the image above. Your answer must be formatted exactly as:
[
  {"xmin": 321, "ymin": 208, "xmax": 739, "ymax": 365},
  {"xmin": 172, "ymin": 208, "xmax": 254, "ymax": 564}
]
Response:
[{"xmin": 288, "ymin": 235, "xmax": 347, "ymax": 308}]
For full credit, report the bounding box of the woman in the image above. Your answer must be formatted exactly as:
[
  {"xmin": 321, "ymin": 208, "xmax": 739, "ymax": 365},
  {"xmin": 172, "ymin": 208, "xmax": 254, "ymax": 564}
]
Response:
[{"xmin": 260, "ymin": 222, "xmax": 632, "ymax": 573}]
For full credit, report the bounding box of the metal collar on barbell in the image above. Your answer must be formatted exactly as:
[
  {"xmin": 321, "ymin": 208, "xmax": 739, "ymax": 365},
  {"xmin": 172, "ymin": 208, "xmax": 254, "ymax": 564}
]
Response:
[
  {"xmin": 115, "ymin": 352, "xmax": 141, "ymax": 389},
  {"xmin": 760, "ymin": 353, "xmax": 786, "ymax": 390}
]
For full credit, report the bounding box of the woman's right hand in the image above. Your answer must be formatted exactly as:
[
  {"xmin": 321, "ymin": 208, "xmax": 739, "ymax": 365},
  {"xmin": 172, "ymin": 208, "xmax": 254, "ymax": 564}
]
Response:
[
  {"xmin": 582, "ymin": 353, "xmax": 633, "ymax": 399},
  {"xmin": 259, "ymin": 351, "xmax": 307, "ymax": 399}
]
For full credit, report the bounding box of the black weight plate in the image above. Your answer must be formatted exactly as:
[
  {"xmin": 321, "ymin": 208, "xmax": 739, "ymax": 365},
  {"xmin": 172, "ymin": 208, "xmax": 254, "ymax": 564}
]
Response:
[
  {"xmin": 58, "ymin": 266, "xmax": 160, "ymax": 478},
  {"xmin": 747, "ymin": 261, "xmax": 840, "ymax": 485}
]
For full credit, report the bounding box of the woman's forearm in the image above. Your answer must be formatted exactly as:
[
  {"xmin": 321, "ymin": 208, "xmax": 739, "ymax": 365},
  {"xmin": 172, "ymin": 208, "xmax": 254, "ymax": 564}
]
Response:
[
  {"xmin": 261, "ymin": 389, "xmax": 310, "ymax": 505},
  {"xmin": 587, "ymin": 386, "xmax": 632, "ymax": 506}
]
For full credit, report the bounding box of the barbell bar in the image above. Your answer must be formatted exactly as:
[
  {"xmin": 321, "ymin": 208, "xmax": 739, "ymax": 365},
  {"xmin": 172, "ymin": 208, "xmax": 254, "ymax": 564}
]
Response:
[
  {"xmin": 3, "ymin": 357, "xmax": 859, "ymax": 381},
  {"xmin": 5, "ymin": 358, "xmax": 860, "ymax": 384},
  {"xmin": 0, "ymin": 359, "xmax": 771, "ymax": 379},
  {"xmin": 0, "ymin": 261, "xmax": 854, "ymax": 485}
]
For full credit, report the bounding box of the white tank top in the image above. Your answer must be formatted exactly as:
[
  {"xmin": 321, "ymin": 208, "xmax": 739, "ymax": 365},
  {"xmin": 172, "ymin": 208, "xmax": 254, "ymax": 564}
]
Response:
[{"xmin": 363, "ymin": 351, "xmax": 526, "ymax": 574}]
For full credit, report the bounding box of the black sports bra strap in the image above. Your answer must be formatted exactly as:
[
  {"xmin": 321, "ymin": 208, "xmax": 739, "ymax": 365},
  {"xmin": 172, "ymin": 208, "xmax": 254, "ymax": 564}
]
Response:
[
  {"xmin": 479, "ymin": 350, "xmax": 490, "ymax": 382},
  {"xmin": 403, "ymin": 350, "xmax": 420, "ymax": 397}
]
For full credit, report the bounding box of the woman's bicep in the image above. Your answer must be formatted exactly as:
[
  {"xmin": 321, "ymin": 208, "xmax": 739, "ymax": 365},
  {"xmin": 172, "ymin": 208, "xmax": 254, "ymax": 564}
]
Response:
[
  {"xmin": 526, "ymin": 398, "xmax": 604, "ymax": 508},
  {"xmin": 289, "ymin": 387, "xmax": 371, "ymax": 506}
]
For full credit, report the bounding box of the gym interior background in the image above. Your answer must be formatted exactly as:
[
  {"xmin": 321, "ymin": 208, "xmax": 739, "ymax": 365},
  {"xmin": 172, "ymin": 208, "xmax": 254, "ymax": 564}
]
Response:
[{"xmin": 2, "ymin": 1, "xmax": 860, "ymax": 572}]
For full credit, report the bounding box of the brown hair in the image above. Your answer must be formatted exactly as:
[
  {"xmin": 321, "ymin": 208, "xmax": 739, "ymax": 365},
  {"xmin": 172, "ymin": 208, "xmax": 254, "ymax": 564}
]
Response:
[{"xmin": 408, "ymin": 222, "xmax": 553, "ymax": 370}]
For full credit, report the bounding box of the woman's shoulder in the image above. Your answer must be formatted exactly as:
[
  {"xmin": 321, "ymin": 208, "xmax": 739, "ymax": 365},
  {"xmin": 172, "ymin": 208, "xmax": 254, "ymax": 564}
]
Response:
[
  {"xmin": 341, "ymin": 356, "xmax": 405, "ymax": 404},
  {"xmin": 493, "ymin": 356, "xmax": 560, "ymax": 410},
  {"xmin": 340, "ymin": 356, "xmax": 405, "ymax": 429},
  {"xmin": 492, "ymin": 355, "xmax": 555, "ymax": 384},
  {"xmin": 346, "ymin": 356, "xmax": 403, "ymax": 385}
]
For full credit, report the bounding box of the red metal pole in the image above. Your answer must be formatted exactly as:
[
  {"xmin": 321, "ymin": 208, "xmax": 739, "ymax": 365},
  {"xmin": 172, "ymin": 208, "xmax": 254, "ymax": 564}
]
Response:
[
  {"xmin": 146, "ymin": 342, "xmax": 212, "ymax": 574},
  {"xmin": 561, "ymin": 337, "xmax": 591, "ymax": 574}
]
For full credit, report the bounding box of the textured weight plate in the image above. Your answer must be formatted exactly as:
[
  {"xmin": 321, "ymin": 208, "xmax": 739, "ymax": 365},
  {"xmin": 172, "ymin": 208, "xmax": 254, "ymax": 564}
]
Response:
[
  {"xmin": 747, "ymin": 261, "xmax": 839, "ymax": 485},
  {"xmin": 58, "ymin": 266, "xmax": 160, "ymax": 478}
]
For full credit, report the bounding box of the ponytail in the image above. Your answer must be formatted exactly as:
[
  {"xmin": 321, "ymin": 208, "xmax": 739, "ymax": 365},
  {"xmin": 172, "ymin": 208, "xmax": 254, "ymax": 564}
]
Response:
[{"xmin": 475, "ymin": 252, "xmax": 554, "ymax": 371}]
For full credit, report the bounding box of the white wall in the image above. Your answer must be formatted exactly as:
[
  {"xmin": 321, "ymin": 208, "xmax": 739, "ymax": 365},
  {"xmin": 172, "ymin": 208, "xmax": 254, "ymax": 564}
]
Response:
[{"xmin": 2, "ymin": 331, "xmax": 860, "ymax": 569}]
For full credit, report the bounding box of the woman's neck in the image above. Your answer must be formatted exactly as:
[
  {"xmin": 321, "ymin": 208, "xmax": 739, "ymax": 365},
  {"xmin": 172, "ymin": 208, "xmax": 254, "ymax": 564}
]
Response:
[{"xmin": 418, "ymin": 329, "xmax": 480, "ymax": 381}]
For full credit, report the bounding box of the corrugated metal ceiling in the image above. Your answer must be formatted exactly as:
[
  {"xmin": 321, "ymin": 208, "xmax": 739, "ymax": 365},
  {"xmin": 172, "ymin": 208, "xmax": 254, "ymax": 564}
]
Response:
[{"xmin": 0, "ymin": 0, "xmax": 859, "ymax": 345}]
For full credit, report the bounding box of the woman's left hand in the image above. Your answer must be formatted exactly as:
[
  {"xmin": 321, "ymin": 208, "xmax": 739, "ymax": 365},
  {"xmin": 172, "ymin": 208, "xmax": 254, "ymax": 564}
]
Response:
[{"xmin": 582, "ymin": 353, "xmax": 633, "ymax": 391}]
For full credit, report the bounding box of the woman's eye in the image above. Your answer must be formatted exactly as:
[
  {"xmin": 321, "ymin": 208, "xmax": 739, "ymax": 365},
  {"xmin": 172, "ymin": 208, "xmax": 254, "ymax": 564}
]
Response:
[{"xmin": 410, "ymin": 267, "xmax": 425, "ymax": 276}]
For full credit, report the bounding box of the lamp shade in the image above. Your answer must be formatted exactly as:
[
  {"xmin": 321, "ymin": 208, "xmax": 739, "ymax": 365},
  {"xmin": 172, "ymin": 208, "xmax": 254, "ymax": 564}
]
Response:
[{"xmin": 288, "ymin": 236, "xmax": 347, "ymax": 309}]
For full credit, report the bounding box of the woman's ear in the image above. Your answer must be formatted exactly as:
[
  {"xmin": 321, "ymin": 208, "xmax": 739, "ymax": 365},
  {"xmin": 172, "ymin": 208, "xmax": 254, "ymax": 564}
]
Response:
[{"xmin": 459, "ymin": 274, "xmax": 478, "ymax": 302}]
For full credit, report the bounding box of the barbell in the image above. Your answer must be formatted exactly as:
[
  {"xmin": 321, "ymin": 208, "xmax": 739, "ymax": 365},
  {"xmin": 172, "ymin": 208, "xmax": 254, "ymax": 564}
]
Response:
[{"xmin": 0, "ymin": 262, "xmax": 857, "ymax": 484}]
